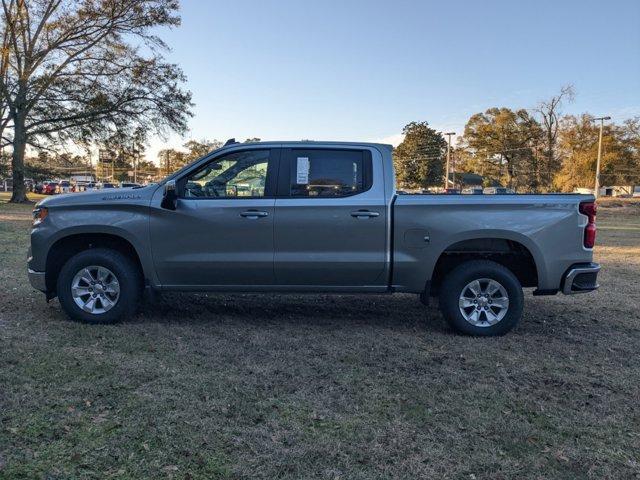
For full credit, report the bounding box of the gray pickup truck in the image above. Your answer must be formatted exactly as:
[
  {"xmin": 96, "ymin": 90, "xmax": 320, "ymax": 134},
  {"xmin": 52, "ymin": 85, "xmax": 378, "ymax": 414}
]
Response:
[{"xmin": 28, "ymin": 141, "xmax": 600, "ymax": 336}]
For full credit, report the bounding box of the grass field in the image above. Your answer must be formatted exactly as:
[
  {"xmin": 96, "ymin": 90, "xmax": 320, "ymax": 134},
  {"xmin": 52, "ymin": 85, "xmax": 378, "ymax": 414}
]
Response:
[{"xmin": 1, "ymin": 192, "xmax": 639, "ymax": 479}]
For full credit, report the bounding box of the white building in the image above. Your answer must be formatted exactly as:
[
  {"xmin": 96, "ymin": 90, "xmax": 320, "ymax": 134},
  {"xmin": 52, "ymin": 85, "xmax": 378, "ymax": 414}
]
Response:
[{"xmin": 574, "ymin": 185, "xmax": 639, "ymax": 197}]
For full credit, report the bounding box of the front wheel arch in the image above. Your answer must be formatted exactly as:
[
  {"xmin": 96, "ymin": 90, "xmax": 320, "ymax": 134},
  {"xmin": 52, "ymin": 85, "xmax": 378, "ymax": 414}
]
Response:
[{"xmin": 45, "ymin": 233, "xmax": 144, "ymax": 296}]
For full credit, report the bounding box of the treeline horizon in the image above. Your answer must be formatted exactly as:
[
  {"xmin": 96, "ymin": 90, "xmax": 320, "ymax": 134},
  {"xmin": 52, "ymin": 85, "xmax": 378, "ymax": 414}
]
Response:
[
  {"xmin": 3, "ymin": 85, "xmax": 639, "ymax": 193},
  {"xmin": 394, "ymin": 86, "xmax": 640, "ymax": 192},
  {"xmin": 3, "ymin": 113, "xmax": 639, "ymax": 194}
]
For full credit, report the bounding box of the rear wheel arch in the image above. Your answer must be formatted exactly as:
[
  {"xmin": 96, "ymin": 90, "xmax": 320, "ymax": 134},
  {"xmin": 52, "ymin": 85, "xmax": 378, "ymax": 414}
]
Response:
[
  {"xmin": 429, "ymin": 237, "xmax": 539, "ymax": 296},
  {"xmin": 45, "ymin": 233, "xmax": 145, "ymax": 295}
]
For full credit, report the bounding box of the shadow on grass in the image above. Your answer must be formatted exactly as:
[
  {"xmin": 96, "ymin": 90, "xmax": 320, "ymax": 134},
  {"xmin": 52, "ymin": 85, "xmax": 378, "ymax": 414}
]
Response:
[
  {"xmin": 127, "ymin": 290, "xmax": 585, "ymax": 339},
  {"xmin": 35, "ymin": 284, "xmax": 612, "ymax": 340},
  {"xmin": 133, "ymin": 291, "xmax": 448, "ymax": 330}
]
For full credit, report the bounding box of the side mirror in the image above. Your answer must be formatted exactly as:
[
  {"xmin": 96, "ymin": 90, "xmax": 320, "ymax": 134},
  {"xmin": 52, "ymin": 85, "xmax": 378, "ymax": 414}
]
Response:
[{"xmin": 161, "ymin": 180, "xmax": 177, "ymax": 210}]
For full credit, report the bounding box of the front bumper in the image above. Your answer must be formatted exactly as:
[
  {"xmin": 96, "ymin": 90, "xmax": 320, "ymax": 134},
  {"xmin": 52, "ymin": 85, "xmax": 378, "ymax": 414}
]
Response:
[
  {"xmin": 562, "ymin": 263, "xmax": 601, "ymax": 294},
  {"xmin": 28, "ymin": 268, "xmax": 47, "ymax": 293}
]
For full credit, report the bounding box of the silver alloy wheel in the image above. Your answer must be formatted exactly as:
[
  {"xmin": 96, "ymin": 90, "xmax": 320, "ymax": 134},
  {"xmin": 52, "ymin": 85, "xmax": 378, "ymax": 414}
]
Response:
[
  {"xmin": 71, "ymin": 266, "xmax": 120, "ymax": 314},
  {"xmin": 458, "ymin": 278, "xmax": 509, "ymax": 327}
]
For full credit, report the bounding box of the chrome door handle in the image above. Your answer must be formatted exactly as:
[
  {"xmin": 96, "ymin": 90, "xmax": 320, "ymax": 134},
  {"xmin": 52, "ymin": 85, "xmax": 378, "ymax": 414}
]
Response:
[
  {"xmin": 350, "ymin": 210, "xmax": 380, "ymax": 218},
  {"xmin": 240, "ymin": 210, "xmax": 269, "ymax": 218}
]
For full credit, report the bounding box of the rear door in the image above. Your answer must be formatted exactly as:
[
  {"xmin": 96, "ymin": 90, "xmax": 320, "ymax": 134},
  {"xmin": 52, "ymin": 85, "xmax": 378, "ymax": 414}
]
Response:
[{"xmin": 273, "ymin": 147, "xmax": 388, "ymax": 287}]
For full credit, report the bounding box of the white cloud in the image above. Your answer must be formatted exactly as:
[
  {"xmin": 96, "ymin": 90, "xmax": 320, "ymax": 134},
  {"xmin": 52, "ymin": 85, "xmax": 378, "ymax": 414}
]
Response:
[
  {"xmin": 369, "ymin": 133, "xmax": 405, "ymax": 147},
  {"xmin": 369, "ymin": 122, "xmax": 466, "ymax": 148}
]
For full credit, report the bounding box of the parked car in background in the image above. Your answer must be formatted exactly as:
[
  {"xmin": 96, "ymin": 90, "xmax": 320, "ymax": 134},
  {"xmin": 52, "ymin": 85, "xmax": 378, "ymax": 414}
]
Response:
[
  {"xmin": 35, "ymin": 181, "xmax": 53, "ymax": 194},
  {"xmin": 483, "ymin": 187, "xmax": 515, "ymax": 194},
  {"xmin": 462, "ymin": 187, "xmax": 484, "ymax": 195},
  {"xmin": 41, "ymin": 181, "xmax": 57, "ymax": 195},
  {"xmin": 84, "ymin": 182, "xmax": 98, "ymax": 191},
  {"xmin": 55, "ymin": 180, "xmax": 72, "ymax": 194},
  {"xmin": 443, "ymin": 188, "xmax": 460, "ymax": 194},
  {"xmin": 97, "ymin": 182, "xmax": 116, "ymax": 189},
  {"xmin": 28, "ymin": 141, "xmax": 600, "ymax": 337}
]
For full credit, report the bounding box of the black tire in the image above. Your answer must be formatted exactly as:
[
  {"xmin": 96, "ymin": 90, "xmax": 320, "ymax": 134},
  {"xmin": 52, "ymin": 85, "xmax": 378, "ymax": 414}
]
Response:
[
  {"xmin": 439, "ymin": 260, "xmax": 523, "ymax": 336},
  {"xmin": 57, "ymin": 248, "xmax": 141, "ymax": 324}
]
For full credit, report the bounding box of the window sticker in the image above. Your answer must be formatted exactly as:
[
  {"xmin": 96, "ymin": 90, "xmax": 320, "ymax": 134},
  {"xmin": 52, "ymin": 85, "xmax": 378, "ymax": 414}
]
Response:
[{"xmin": 296, "ymin": 157, "xmax": 310, "ymax": 184}]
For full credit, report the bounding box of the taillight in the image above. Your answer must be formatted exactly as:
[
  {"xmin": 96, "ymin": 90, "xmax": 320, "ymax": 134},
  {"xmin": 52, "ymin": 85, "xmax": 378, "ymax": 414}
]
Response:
[{"xmin": 579, "ymin": 201, "xmax": 597, "ymax": 248}]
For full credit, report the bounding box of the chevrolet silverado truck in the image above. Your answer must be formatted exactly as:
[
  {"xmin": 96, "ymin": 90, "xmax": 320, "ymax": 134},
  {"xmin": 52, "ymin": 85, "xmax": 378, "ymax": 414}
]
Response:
[{"xmin": 28, "ymin": 141, "xmax": 600, "ymax": 336}]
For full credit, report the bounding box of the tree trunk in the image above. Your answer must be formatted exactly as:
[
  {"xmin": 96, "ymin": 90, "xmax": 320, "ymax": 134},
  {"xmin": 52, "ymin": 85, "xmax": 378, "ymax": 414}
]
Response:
[
  {"xmin": 9, "ymin": 114, "xmax": 29, "ymax": 203},
  {"xmin": 546, "ymin": 130, "xmax": 554, "ymax": 189}
]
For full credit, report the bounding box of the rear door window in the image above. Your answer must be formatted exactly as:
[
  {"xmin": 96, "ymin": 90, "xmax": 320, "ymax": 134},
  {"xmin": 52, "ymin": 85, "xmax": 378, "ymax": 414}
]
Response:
[{"xmin": 283, "ymin": 149, "xmax": 371, "ymax": 197}]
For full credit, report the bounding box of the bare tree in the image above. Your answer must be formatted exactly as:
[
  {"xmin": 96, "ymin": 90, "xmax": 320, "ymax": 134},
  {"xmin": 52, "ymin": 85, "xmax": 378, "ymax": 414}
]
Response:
[
  {"xmin": 0, "ymin": 0, "xmax": 192, "ymax": 202},
  {"xmin": 534, "ymin": 85, "xmax": 575, "ymax": 190},
  {"xmin": 0, "ymin": 21, "xmax": 12, "ymax": 154}
]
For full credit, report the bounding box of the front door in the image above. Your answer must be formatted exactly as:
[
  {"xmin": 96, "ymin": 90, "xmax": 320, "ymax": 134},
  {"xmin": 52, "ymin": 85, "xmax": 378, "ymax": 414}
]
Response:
[
  {"xmin": 273, "ymin": 147, "xmax": 388, "ymax": 287},
  {"xmin": 150, "ymin": 148, "xmax": 279, "ymax": 287}
]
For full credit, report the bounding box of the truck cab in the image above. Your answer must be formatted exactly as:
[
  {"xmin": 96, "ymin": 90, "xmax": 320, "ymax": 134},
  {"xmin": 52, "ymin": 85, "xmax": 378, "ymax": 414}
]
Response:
[{"xmin": 151, "ymin": 143, "xmax": 391, "ymax": 290}]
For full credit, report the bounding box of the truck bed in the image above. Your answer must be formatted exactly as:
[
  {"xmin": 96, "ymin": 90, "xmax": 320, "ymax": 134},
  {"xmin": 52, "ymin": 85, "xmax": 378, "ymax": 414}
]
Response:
[{"xmin": 392, "ymin": 193, "xmax": 594, "ymax": 293}]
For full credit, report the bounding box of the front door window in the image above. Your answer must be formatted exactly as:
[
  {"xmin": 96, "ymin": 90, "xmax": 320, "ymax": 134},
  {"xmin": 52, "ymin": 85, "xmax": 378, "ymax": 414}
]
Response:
[{"xmin": 183, "ymin": 149, "xmax": 270, "ymax": 198}]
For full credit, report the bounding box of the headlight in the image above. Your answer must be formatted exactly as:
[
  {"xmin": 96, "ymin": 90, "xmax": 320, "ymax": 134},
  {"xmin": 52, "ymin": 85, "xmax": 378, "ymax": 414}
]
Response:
[{"xmin": 32, "ymin": 206, "xmax": 48, "ymax": 226}]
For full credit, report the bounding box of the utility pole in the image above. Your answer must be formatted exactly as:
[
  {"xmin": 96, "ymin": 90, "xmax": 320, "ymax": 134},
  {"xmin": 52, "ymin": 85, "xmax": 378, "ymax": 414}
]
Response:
[
  {"xmin": 444, "ymin": 132, "xmax": 455, "ymax": 190},
  {"xmin": 451, "ymin": 150, "xmax": 456, "ymax": 190},
  {"xmin": 133, "ymin": 148, "xmax": 139, "ymax": 183},
  {"xmin": 593, "ymin": 116, "xmax": 611, "ymax": 199}
]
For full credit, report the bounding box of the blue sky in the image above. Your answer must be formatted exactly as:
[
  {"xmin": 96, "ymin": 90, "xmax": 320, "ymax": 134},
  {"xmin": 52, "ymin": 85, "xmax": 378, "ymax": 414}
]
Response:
[{"xmin": 147, "ymin": 0, "xmax": 640, "ymax": 160}]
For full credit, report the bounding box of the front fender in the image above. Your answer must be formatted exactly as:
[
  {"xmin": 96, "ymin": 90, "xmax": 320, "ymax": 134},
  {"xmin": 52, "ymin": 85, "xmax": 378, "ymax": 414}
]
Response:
[{"xmin": 29, "ymin": 202, "xmax": 157, "ymax": 287}]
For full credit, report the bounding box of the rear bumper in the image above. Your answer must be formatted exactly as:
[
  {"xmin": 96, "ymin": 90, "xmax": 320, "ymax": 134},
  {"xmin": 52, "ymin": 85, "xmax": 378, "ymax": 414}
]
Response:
[
  {"xmin": 562, "ymin": 262, "xmax": 600, "ymax": 295},
  {"xmin": 28, "ymin": 268, "xmax": 47, "ymax": 293}
]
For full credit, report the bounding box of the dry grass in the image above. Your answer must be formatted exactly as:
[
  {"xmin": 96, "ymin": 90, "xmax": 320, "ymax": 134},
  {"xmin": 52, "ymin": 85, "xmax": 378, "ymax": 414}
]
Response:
[
  {"xmin": 1, "ymin": 192, "xmax": 639, "ymax": 479},
  {"xmin": 597, "ymin": 196, "xmax": 640, "ymax": 209}
]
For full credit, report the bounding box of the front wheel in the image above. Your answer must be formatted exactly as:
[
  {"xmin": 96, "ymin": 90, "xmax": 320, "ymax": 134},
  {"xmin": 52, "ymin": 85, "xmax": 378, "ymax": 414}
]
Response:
[
  {"xmin": 57, "ymin": 248, "xmax": 141, "ymax": 324},
  {"xmin": 439, "ymin": 260, "xmax": 523, "ymax": 336}
]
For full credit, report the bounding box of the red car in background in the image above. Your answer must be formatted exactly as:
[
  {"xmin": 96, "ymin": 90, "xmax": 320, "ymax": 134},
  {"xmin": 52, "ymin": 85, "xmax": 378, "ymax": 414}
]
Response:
[{"xmin": 34, "ymin": 181, "xmax": 57, "ymax": 195}]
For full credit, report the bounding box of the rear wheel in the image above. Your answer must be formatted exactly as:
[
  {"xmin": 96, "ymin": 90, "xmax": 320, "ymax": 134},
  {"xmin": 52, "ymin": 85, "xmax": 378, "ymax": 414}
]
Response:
[
  {"xmin": 439, "ymin": 260, "xmax": 523, "ymax": 336},
  {"xmin": 57, "ymin": 248, "xmax": 141, "ymax": 324}
]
